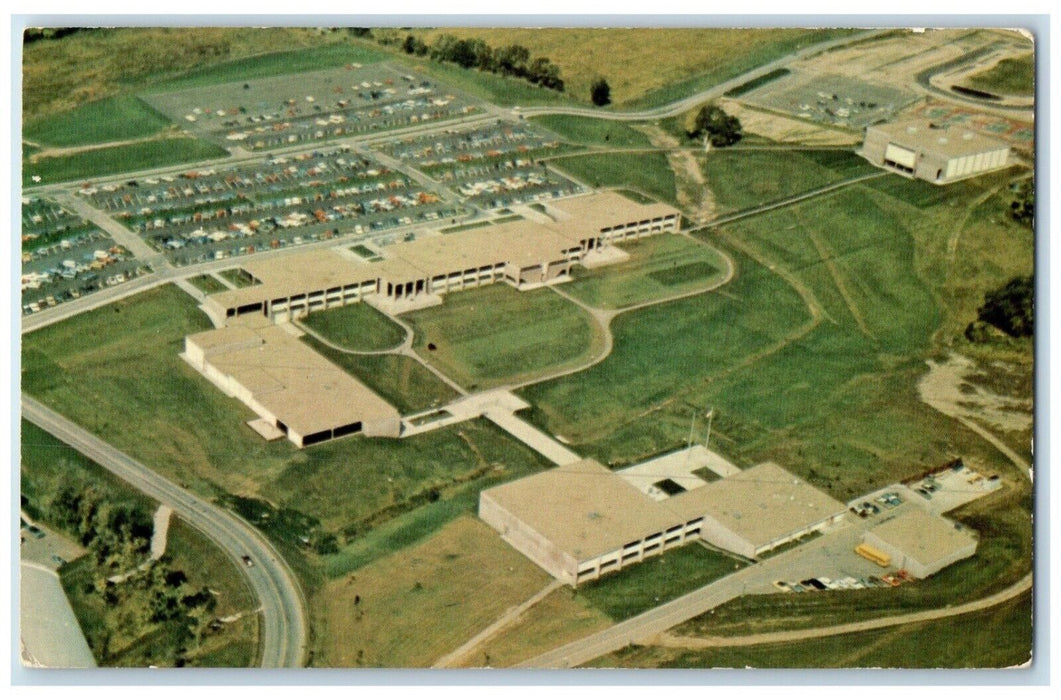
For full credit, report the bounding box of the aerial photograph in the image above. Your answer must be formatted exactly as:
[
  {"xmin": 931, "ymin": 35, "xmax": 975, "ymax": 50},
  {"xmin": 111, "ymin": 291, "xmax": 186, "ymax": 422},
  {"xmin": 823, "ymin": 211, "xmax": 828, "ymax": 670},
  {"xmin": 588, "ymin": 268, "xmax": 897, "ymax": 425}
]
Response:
[{"xmin": 18, "ymin": 23, "xmax": 1035, "ymax": 672}]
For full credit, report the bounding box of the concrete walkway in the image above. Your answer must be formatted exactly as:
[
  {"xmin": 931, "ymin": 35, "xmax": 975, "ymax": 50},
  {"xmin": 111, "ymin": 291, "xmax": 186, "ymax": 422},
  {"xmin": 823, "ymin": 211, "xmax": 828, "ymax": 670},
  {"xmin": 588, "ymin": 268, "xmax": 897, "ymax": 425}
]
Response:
[
  {"xmin": 150, "ymin": 505, "xmax": 172, "ymax": 561},
  {"xmin": 484, "ymin": 409, "xmax": 582, "ymax": 466}
]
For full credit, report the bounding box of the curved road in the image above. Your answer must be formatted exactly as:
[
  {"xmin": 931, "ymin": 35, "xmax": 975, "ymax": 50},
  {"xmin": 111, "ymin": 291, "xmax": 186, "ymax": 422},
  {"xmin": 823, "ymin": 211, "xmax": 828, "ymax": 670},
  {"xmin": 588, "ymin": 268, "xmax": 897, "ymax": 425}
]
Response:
[{"xmin": 21, "ymin": 396, "xmax": 308, "ymax": 669}]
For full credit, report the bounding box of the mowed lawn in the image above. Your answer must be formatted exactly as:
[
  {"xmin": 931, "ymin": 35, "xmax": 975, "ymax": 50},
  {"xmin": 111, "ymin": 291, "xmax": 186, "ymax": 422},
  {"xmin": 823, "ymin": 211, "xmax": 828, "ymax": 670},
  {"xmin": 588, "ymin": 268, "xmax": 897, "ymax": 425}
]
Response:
[
  {"xmin": 20, "ymin": 285, "xmax": 546, "ymax": 535},
  {"xmin": 404, "ymin": 283, "xmax": 605, "ymax": 390},
  {"xmin": 520, "ymin": 170, "xmax": 1032, "ymax": 499},
  {"xmin": 566, "ymin": 234, "xmax": 730, "ymax": 309},
  {"xmin": 300, "ymin": 302, "xmax": 407, "ymax": 352},
  {"xmin": 530, "ymin": 114, "xmax": 653, "ymax": 148},
  {"xmin": 312, "ymin": 515, "xmax": 551, "ymax": 668},
  {"xmin": 701, "ymin": 148, "xmax": 880, "ymax": 213},
  {"xmin": 965, "ymin": 52, "xmax": 1034, "ymax": 96},
  {"xmin": 24, "ymin": 137, "xmax": 229, "ymax": 187},
  {"xmin": 549, "ymin": 152, "xmax": 677, "ymax": 206},
  {"xmin": 24, "ymin": 95, "xmax": 173, "ymax": 147},
  {"xmin": 590, "ymin": 591, "xmax": 1033, "ymax": 669}
]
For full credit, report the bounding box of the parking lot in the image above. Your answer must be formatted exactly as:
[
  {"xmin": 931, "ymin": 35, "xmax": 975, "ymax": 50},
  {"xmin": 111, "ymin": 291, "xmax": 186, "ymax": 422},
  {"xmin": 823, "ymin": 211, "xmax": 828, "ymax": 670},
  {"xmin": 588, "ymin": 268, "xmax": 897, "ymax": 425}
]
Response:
[
  {"xmin": 142, "ymin": 63, "xmax": 482, "ymax": 151},
  {"xmin": 75, "ymin": 145, "xmax": 459, "ymax": 266},
  {"xmin": 380, "ymin": 121, "xmax": 584, "ymax": 210},
  {"xmin": 740, "ymin": 70, "xmax": 920, "ymax": 129},
  {"xmin": 21, "ymin": 197, "xmax": 147, "ymax": 314}
]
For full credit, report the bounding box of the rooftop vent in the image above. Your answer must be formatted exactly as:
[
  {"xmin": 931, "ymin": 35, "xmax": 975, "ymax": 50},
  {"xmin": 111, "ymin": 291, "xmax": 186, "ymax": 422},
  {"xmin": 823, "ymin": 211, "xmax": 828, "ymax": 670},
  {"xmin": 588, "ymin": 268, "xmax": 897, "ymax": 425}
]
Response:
[{"xmin": 963, "ymin": 132, "xmax": 974, "ymax": 140}]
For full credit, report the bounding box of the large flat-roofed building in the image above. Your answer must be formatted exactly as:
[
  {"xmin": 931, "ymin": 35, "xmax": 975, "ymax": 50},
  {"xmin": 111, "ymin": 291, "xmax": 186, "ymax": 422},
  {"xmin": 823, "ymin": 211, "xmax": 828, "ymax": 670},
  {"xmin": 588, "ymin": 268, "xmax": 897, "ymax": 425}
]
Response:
[
  {"xmin": 202, "ymin": 192, "xmax": 681, "ymax": 319},
  {"xmin": 860, "ymin": 120, "xmax": 1010, "ymax": 184},
  {"xmin": 863, "ymin": 507, "xmax": 978, "ymax": 579},
  {"xmin": 666, "ymin": 462, "xmax": 847, "ymax": 559},
  {"xmin": 479, "ymin": 456, "xmax": 844, "ymax": 585},
  {"xmin": 184, "ymin": 316, "xmax": 401, "ymax": 447},
  {"xmin": 479, "ymin": 459, "xmax": 704, "ymax": 586}
]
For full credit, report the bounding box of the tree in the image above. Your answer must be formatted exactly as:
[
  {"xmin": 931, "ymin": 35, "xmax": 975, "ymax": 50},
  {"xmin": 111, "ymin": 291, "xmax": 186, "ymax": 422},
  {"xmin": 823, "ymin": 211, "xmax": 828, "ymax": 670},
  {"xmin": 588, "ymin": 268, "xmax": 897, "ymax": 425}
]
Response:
[
  {"xmin": 401, "ymin": 34, "xmax": 417, "ymax": 54},
  {"xmin": 1010, "ymin": 179, "xmax": 1034, "ymax": 228},
  {"xmin": 590, "ymin": 78, "xmax": 611, "ymax": 106},
  {"xmin": 689, "ymin": 104, "xmax": 743, "ymax": 147},
  {"xmin": 976, "ymin": 275, "xmax": 1034, "ymax": 338}
]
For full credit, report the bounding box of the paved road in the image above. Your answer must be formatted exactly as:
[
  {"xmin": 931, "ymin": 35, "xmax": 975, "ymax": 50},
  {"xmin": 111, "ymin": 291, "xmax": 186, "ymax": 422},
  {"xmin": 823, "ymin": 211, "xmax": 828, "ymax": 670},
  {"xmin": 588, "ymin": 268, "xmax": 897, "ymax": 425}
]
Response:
[{"xmin": 20, "ymin": 396, "xmax": 308, "ymax": 669}]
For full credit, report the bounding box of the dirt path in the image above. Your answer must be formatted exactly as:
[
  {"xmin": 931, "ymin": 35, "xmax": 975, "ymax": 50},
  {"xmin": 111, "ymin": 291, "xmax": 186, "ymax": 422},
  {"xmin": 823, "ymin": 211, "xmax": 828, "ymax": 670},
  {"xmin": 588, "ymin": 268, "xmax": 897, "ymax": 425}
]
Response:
[
  {"xmin": 800, "ymin": 211, "xmax": 876, "ymax": 340},
  {"xmin": 433, "ymin": 580, "xmax": 563, "ymax": 668},
  {"xmin": 653, "ymin": 570, "xmax": 1031, "ymax": 651},
  {"xmin": 24, "ymin": 128, "xmax": 186, "ymax": 163},
  {"xmin": 635, "ymin": 124, "xmax": 717, "ymax": 224}
]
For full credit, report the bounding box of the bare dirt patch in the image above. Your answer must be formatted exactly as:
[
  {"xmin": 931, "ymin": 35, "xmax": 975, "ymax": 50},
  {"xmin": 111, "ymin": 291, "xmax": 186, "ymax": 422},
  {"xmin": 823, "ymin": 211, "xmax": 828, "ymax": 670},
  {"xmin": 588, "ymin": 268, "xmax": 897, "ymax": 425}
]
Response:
[
  {"xmin": 635, "ymin": 124, "xmax": 716, "ymax": 224},
  {"xmin": 918, "ymin": 353, "xmax": 1032, "ymax": 435}
]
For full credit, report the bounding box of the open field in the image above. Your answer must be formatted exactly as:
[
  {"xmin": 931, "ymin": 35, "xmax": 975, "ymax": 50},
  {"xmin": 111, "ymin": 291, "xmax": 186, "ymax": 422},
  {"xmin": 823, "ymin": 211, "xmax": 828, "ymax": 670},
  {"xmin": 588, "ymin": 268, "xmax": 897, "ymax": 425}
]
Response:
[
  {"xmin": 402, "ymin": 29, "xmax": 859, "ymax": 108},
  {"xmin": 300, "ymin": 302, "xmax": 407, "ymax": 352},
  {"xmin": 21, "ymin": 421, "xmax": 258, "ymax": 667},
  {"xmin": 963, "ymin": 53, "xmax": 1034, "ymax": 96},
  {"xmin": 455, "ymin": 587, "xmax": 612, "ymax": 668},
  {"xmin": 530, "ymin": 114, "xmax": 653, "ymax": 148},
  {"xmin": 404, "ymin": 283, "xmax": 605, "ymax": 390},
  {"xmin": 24, "ymin": 95, "xmax": 173, "ymax": 148},
  {"xmin": 311, "ymin": 516, "xmax": 551, "ymax": 667},
  {"xmin": 24, "ymin": 137, "xmax": 229, "ymax": 187},
  {"xmin": 302, "ymin": 340, "xmax": 459, "ymax": 414},
  {"xmin": 549, "ymin": 152, "xmax": 676, "ymax": 205},
  {"xmin": 565, "ymin": 234, "xmax": 729, "ymax": 309},
  {"xmin": 22, "ymin": 28, "xmax": 367, "ymax": 122},
  {"xmin": 521, "ymin": 170, "xmax": 1033, "ymax": 498},
  {"xmin": 579, "ymin": 543, "xmax": 745, "ymax": 621},
  {"xmin": 700, "ymin": 148, "xmax": 879, "ymax": 213},
  {"xmin": 591, "ymin": 590, "xmax": 1032, "ymax": 669}
]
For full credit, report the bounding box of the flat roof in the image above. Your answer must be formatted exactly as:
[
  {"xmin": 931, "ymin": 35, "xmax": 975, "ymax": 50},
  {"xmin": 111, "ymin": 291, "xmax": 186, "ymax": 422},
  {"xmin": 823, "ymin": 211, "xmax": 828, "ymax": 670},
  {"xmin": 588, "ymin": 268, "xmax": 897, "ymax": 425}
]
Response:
[
  {"xmin": 868, "ymin": 508, "xmax": 977, "ymax": 565},
  {"xmin": 667, "ymin": 462, "xmax": 846, "ymax": 548},
  {"xmin": 547, "ymin": 191, "xmax": 680, "ymax": 228},
  {"xmin": 204, "ymin": 192, "xmax": 681, "ymax": 311},
  {"xmin": 189, "ymin": 322, "xmax": 399, "ymax": 436},
  {"xmin": 208, "ymin": 248, "xmax": 378, "ymax": 309},
  {"xmin": 481, "ymin": 459, "xmax": 679, "ymax": 561},
  {"xmin": 869, "ymin": 120, "xmax": 1010, "ymax": 158}
]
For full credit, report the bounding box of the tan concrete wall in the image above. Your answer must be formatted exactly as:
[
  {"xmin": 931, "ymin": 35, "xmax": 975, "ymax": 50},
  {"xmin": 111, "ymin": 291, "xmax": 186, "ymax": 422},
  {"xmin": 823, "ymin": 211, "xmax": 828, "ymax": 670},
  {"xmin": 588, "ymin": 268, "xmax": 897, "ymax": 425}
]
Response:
[
  {"xmin": 698, "ymin": 515, "xmax": 756, "ymax": 559},
  {"xmin": 479, "ymin": 493, "xmax": 576, "ymax": 584},
  {"xmin": 363, "ymin": 415, "xmax": 402, "ymax": 439}
]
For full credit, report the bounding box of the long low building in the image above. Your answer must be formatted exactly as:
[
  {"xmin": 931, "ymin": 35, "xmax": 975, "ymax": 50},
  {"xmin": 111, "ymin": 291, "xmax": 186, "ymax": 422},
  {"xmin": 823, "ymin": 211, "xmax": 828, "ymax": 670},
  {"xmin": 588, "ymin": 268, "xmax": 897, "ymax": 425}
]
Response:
[
  {"xmin": 184, "ymin": 315, "xmax": 401, "ymax": 447},
  {"xmin": 863, "ymin": 508, "xmax": 978, "ymax": 579},
  {"xmin": 860, "ymin": 120, "xmax": 1011, "ymax": 184},
  {"xmin": 203, "ymin": 191, "xmax": 681, "ymax": 320},
  {"xmin": 479, "ymin": 457, "xmax": 845, "ymax": 585}
]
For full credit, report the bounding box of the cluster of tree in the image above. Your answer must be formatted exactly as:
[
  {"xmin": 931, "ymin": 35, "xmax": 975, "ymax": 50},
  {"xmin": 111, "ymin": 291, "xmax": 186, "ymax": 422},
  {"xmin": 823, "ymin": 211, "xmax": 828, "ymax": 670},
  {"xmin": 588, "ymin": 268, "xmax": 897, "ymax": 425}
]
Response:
[
  {"xmin": 24, "ymin": 27, "xmax": 83, "ymax": 44},
  {"xmin": 590, "ymin": 78, "xmax": 611, "ymax": 106},
  {"xmin": 386, "ymin": 32, "xmax": 565, "ymax": 92},
  {"xmin": 965, "ymin": 275, "xmax": 1034, "ymax": 342},
  {"xmin": 687, "ymin": 104, "xmax": 743, "ymax": 147},
  {"xmin": 1009, "ymin": 179, "xmax": 1034, "ymax": 228},
  {"xmin": 44, "ymin": 477, "xmax": 219, "ymax": 664}
]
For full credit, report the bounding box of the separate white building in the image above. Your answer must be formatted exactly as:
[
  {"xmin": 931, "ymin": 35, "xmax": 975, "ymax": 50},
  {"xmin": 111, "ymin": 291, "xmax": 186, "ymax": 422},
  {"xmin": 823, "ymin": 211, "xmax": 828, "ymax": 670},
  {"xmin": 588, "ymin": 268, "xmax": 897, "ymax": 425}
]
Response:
[
  {"xmin": 863, "ymin": 507, "xmax": 978, "ymax": 579},
  {"xmin": 860, "ymin": 120, "xmax": 1011, "ymax": 184}
]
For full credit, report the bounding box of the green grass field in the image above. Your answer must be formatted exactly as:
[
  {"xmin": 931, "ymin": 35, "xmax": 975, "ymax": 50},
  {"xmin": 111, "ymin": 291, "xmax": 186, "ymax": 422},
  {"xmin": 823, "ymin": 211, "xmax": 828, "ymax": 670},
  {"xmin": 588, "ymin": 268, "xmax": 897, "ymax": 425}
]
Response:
[
  {"xmin": 404, "ymin": 283, "xmax": 605, "ymax": 390},
  {"xmin": 965, "ymin": 53, "xmax": 1034, "ymax": 96},
  {"xmin": 590, "ymin": 590, "xmax": 1032, "ymax": 669},
  {"xmin": 579, "ymin": 544, "xmax": 745, "ymax": 621},
  {"xmin": 21, "ymin": 286, "xmax": 543, "ymax": 542},
  {"xmin": 24, "ymin": 137, "xmax": 229, "ymax": 187},
  {"xmin": 701, "ymin": 148, "xmax": 878, "ymax": 213},
  {"xmin": 187, "ymin": 274, "xmax": 229, "ymax": 295},
  {"xmin": 565, "ymin": 234, "xmax": 729, "ymax": 309},
  {"xmin": 530, "ymin": 115, "xmax": 653, "ymax": 148},
  {"xmin": 300, "ymin": 302, "xmax": 407, "ymax": 352},
  {"xmin": 520, "ymin": 171, "xmax": 1032, "ymax": 498},
  {"xmin": 549, "ymin": 152, "xmax": 677, "ymax": 205},
  {"xmin": 24, "ymin": 95, "xmax": 173, "ymax": 147},
  {"xmin": 301, "ymin": 339, "xmax": 459, "ymax": 414},
  {"xmin": 218, "ymin": 268, "xmax": 258, "ymax": 288}
]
